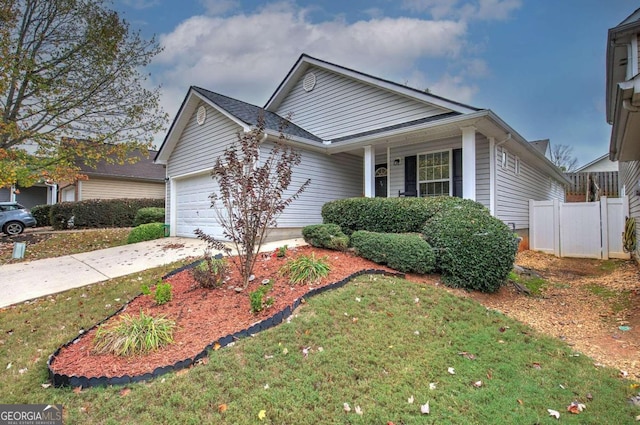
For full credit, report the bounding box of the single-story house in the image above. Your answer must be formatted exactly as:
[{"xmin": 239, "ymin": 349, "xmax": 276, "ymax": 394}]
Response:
[
  {"xmin": 564, "ymin": 154, "xmax": 619, "ymax": 202},
  {"xmin": 0, "ymin": 184, "xmax": 57, "ymax": 210},
  {"xmin": 59, "ymin": 149, "xmax": 166, "ymax": 202},
  {"xmin": 606, "ymin": 7, "xmax": 640, "ymax": 261},
  {"xmin": 155, "ymin": 54, "xmax": 569, "ymax": 242}
]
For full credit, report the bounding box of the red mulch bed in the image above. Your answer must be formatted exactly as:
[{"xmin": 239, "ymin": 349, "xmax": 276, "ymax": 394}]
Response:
[{"xmin": 49, "ymin": 246, "xmax": 395, "ymax": 379}]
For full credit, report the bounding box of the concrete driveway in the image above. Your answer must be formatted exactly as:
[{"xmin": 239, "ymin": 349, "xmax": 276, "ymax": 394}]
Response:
[{"xmin": 0, "ymin": 237, "xmax": 304, "ymax": 309}]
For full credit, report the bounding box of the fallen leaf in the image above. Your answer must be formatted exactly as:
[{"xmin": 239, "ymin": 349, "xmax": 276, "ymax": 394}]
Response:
[
  {"xmin": 414, "ymin": 330, "xmax": 420, "ymax": 335},
  {"xmin": 73, "ymin": 386, "xmax": 82, "ymax": 394},
  {"xmin": 41, "ymin": 383, "xmax": 51, "ymax": 389},
  {"xmin": 282, "ymin": 348, "xmax": 289, "ymax": 355},
  {"xmin": 258, "ymin": 409, "xmax": 266, "ymax": 420},
  {"xmin": 343, "ymin": 403, "xmax": 351, "ymax": 413},
  {"xmin": 532, "ymin": 362, "xmax": 542, "ymax": 369},
  {"xmin": 447, "ymin": 367, "xmax": 455, "ymax": 375},
  {"xmin": 352, "ymin": 317, "xmax": 358, "ymax": 323},
  {"xmin": 18, "ymin": 368, "xmax": 27, "ymax": 374},
  {"xmin": 176, "ymin": 368, "xmax": 189, "ymax": 376},
  {"xmin": 355, "ymin": 297, "xmax": 361, "ymax": 302},
  {"xmin": 355, "ymin": 405, "xmax": 363, "ymax": 415},
  {"xmin": 218, "ymin": 404, "xmax": 227, "ymax": 413},
  {"xmin": 420, "ymin": 402, "xmax": 430, "ymax": 414},
  {"xmin": 586, "ymin": 392, "xmax": 593, "ymax": 401},
  {"xmin": 567, "ymin": 401, "xmax": 586, "ymax": 414},
  {"xmin": 302, "ymin": 347, "xmax": 310, "ymax": 358},
  {"xmin": 473, "ymin": 380, "xmax": 482, "ymax": 388},
  {"xmin": 548, "ymin": 409, "xmax": 560, "ymax": 419},
  {"xmin": 264, "ymin": 354, "xmax": 274, "ymax": 359},
  {"xmin": 414, "ymin": 297, "xmax": 420, "ymax": 303},
  {"xmin": 6, "ymin": 362, "xmax": 11, "ymax": 369},
  {"xmin": 621, "ymin": 370, "xmax": 629, "ymax": 378},
  {"xmin": 317, "ymin": 347, "xmax": 324, "ymax": 352},
  {"xmin": 264, "ymin": 384, "xmax": 269, "ymax": 389},
  {"xmin": 408, "ymin": 395, "xmax": 414, "ymax": 404},
  {"xmin": 119, "ymin": 388, "xmax": 131, "ymax": 397},
  {"xmin": 517, "ymin": 399, "xmax": 523, "ymax": 405},
  {"xmin": 429, "ymin": 382, "xmax": 437, "ymax": 390},
  {"xmin": 213, "ymin": 341, "xmax": 221, "ymax": 351}
]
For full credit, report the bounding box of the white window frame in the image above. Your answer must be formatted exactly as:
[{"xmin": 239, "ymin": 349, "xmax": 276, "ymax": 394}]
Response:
[
  {"xmin": 417, "ymin": 149, "xmax": 453, "ymax": 197},
  {"xmin": 500, "ymin": 148, "xmax": 508, "ymax": 169},
  {"xmin": 514, "ymin": 155, "xmax": 520, "ymax": 175}
]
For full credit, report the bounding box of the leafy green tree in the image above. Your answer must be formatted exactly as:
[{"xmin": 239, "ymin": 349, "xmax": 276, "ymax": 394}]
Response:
[{"xmin": 0, "ymin": 0, "xmax": 167, "ymax": 187}]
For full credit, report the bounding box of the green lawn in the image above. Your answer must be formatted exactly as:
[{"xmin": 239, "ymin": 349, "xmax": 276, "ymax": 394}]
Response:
[{"xmin": 1, "ymin": 267, "xmax": 638, "ymax": 424}]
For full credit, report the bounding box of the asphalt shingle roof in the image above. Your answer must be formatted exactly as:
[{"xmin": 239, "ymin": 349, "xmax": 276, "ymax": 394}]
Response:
[
  {"xmin": 79, "ymin": 149, "xmax": 165, "ymax": 181},
  {"xmin": 192, "ymin": 86, "xmax": 323, "ymax": 143}
]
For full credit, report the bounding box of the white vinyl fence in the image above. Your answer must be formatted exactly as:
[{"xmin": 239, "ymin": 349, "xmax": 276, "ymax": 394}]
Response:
[{"xmin": 529, "ymin": 197, "xmax": 630, "ymax": 259}]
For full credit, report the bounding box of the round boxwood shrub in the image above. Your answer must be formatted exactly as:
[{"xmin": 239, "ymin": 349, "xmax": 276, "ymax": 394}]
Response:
[
  {"xmin": 321, "ymin": 197, "xmax": 486, "ymax": 235},
  {"xmin": 302, "ymin": 223, "xmax": 349, "ymax": 251},
  {"xmin": 350, "ymin": 231, "xmax": 435, "ymax": 274},
  {"xmin": 422, "ymin": 204, "xmax": 517, "ymax": 292},
  {"xmin": 134, "ymin": 207, "xmax": 165, "ymax": 227},
  {"xmin": 127, "ymin": 222, "xmax": 166, "ymax": 244}
]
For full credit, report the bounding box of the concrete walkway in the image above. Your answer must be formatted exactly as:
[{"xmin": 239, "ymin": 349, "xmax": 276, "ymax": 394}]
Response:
[{"xmin": 0, "ymin": 237, "xmax": 305, "ymax": 309}]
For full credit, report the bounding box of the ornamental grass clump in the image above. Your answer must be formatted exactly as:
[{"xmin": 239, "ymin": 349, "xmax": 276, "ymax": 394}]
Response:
[
  {"xmin": 92, "ymin": 310, "xmax": 176, "ymax": 356},
  {"xmin": 280, "ymin": 253, "xmax": 330, "ymax": 285}
]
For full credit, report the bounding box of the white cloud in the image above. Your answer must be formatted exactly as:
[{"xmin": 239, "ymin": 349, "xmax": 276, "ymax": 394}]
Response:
[
  {"xmin": 430, "ymin": 73, "xmax": 478, "ymax": 103},
  {"xmin": 154, "ymin": 6, "xmax": 468, "ymax": 114},
  {"xmin": 401, "ymin": 0, "xmax": 521, "ymax": 21}
]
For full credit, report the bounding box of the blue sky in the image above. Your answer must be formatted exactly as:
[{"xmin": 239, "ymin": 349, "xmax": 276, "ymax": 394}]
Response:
[{"xmin": 115, "ymin": 0, "xmax": 638, "ymax": 167}]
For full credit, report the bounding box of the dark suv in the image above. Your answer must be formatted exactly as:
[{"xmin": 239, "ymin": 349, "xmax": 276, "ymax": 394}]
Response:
[{"xmin": 0, "ymin": 202, "xmax": 37, "ymax": 236}]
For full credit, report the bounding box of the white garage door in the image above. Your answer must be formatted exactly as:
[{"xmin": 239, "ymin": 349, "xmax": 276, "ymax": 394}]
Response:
[{"xmin": 174, "ymin": 173, "xmax": 223, "ymax": 239}]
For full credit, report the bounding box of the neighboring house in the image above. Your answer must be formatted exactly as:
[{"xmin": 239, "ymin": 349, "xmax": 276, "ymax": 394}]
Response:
[
  {"xmin": 606, "ymin": 7, "xmax": 640, "ymax": 261},
  {"xmin": 0, "ymin": 184, "xmax": 57, "ymax": 210},
  {"xmin": 565, "ymin": 154, "xmax": 619, "ymax": 202},
  {"xmin": 59, "ymin": 149, "xmax": 165, "ymax": 202},
  {"xmin": 155, "ymin": 54, "xmax": 569, "ymax": 242}
]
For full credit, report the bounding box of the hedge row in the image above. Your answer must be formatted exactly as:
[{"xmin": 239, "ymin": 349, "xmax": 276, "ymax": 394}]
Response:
[
  {"xmin": 50, "ymin": 199, "xmax": 164, "ymax": 229},
  {"xmin": 350, "ymin": 231, "xmax": 435, "ymax": 274},
  {"xmin": 134, "ymin": 207, "xmax": 165, "ymax": 227},
  {"xmin": 301, "ymin": 224, "xmax": 349, "ymax": 251},
  {"xmin": 321, "ymin": 196, "xmax": 485, "ymax": 235},
  {"xmin": 319, "ymin": 196, "xmax": 517, "ymax": 293},
  {"xmin": 127, "ymin": 222, "xmax": 166, "ymax": 244},
  {"xmin": 30, "ymin": 204, "xmax": 52, "ymax": 227}
]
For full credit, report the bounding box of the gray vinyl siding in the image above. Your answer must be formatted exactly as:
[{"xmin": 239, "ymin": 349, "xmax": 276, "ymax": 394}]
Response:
[
  {"xmin": 620, "ymin": 160, "xmax": 640, "ymax": 260},
  {"xmin": 262, "ymin": 142, "xmax": 363, "ymax": 227},
  {"xmin": 275, "ymin": 66, "xmax": 451, "ymax": 141},
  {"xmin": 377, "ymin": 134, "xmax": 490, "ymax": 210},
  {"xmin": 495, "ymin": 146, "xmax": 565, "ymax": 230},
  {"xmin": 165, "ymin": 101, "xmax": 242, "ymax": 227}
]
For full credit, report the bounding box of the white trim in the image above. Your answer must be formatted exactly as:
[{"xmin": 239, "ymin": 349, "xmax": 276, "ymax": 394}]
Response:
[
  {"xmin": 9, "ymin": 185, "xmax": 16, "ymax": 202},
  {"xmin": 500, "ymin": 147, "xmax": 508, "ymax": 169},
  {"xmin": 632, "ymin": 36, "xmax": 639, "ymax": 78},
  {"xmin": 489, "ymin": 137, "xmax": 496, "ymax": 215},
  {"xmin": 417, "ymin": 149, "xmax": 453, "ymax": 197},
  {"xmin": 461, "ymin": 126, "xmax": 476, "ymax": 201},
  {"xmin": 364, "ymin": 145, "xmax": 375, "ymax": 197},
  {"xmin": 386, "ymin": 146, "xmax": 391, "ymax": 198},
  {"xmin": 514, "ymin": 155, "xmax": 520, "ymax": 175},
  {"xmin": 170, "ymin": 167, "xmax": 213, "ymax": 181},
  {"xmin": 169, "ymin": 177, "xmax": 177, "ymax": 237}
]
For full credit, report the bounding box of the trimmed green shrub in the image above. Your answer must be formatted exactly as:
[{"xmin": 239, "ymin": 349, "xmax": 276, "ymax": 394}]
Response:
[
  {"xmin": 30, "ymin": 204, "xmax": 52, "ymax": 227},
  {"xmin": 302, "ymin": 224, "xmax": 349, "ymax": 251},
  {"xmin": 127, "ymin": 222, "xmax": 165, "ymax": 244},
  {"xmin": 321, "ymin": 197, "xmax": 485, "ymax": 235},
  {"xmin": 134, "ymin": 207, "xmax": 165, "ymax": 227},
  {"xmin": 50, "ymin": 198, "xmax": 164, "ymax": 230},
  {"xmin": 350, "ymin": 231, "xmax": 436, "ymax": 274},
  {"xmin": 422, "ymin": 204, "xmax": 518, "ymax": 293}
]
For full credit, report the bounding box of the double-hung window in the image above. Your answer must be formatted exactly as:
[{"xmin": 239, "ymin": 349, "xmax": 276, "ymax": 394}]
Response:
[{"xmin": 418, "ymin": 150, "xmax": 451, "ymax": 197}]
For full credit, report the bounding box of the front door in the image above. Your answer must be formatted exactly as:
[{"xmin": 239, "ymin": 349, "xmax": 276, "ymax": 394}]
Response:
[{"xmin": 375, "ymin": 164, "xmax": 387, "ymax": 197}]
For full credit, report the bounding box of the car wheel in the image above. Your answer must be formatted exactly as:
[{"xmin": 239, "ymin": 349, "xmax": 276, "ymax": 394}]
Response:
[{"xmin": 3, "ymin": 221, "xmax": 25, "ymax": 236}]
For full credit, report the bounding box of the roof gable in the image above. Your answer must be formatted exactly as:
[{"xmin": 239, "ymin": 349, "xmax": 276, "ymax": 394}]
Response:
[{"xmin": 265, "ymin": 54, "xmax": 481, "ymax": 114}]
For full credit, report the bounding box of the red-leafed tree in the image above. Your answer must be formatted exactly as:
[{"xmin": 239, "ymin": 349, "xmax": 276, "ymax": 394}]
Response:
[{"xmin": 195, "ymin": 115, "xmax": 310, "ymax": 289}]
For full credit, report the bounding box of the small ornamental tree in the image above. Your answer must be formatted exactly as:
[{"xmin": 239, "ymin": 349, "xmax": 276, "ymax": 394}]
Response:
[{"xmin": 195, "ymin": 114, "xmax": 310, "ymax": 289}]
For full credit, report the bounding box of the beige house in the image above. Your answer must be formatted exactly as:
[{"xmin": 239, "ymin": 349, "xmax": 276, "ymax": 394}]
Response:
[{"xmin": 60, "ymin": 149, "xmax": 165, "ymax": 202}]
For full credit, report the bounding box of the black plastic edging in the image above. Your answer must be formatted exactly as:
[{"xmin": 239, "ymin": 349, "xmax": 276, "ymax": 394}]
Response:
[{"xmin": 47, "ymin": 269, "xmax": 405, "ymax": 388}]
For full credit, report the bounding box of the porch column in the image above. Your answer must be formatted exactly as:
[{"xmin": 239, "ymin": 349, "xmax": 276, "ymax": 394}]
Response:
[
  {"xmin": 461, "ymin": 126, "xmax": 476, "ymax": 201},
  {"xmin": 363, "ymin": 145, "xmax": 375, "ymax": 198}
]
